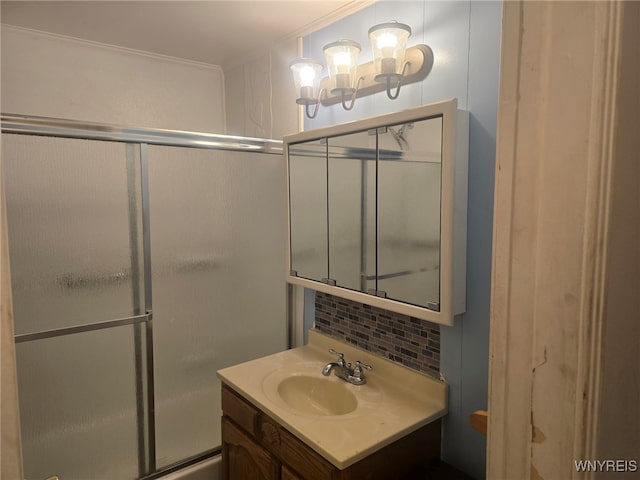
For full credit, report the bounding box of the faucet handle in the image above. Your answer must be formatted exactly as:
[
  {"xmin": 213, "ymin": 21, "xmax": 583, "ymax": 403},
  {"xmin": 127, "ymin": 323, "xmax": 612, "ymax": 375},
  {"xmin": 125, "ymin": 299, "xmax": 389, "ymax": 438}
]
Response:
[
  {"xmin": 328, "ymin": 348, "xmax": 347, "ymax": 366},
  {"xmin": 353, "ymin": 361, "xmax": 372, "ymax": 377}
]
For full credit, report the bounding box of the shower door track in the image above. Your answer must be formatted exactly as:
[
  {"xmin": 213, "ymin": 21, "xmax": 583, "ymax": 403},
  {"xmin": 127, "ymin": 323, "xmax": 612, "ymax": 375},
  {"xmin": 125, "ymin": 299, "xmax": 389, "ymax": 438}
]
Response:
[
  {"xmin": 2, "ymin": 113, "xmax": 283, "ymax": 479},
  {"xmin": 1, "ymin": 113, "xmax": 284, "ymax": 154}
]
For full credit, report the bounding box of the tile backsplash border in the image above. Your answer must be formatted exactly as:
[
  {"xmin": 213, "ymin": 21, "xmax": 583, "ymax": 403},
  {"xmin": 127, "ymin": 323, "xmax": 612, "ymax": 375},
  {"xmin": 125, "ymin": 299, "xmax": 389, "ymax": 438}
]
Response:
[{"xmin": 314, "ymin": 292, "xmax": 440, "ymax": 377}]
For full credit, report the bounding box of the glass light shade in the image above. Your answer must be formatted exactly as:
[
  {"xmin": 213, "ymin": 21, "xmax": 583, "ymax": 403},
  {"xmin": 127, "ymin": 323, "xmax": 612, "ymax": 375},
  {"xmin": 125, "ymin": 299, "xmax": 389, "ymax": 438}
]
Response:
[
  {"xmin": 290, "ymin": 58, "xmax": 323, "ymax": 105},
  {"xmin": 323, "ymin": 40, "xmax": 361, "ymax": 94},
  {"xmin": 368, "ymin": 22, "xmax": 411, "ymax": 81}
]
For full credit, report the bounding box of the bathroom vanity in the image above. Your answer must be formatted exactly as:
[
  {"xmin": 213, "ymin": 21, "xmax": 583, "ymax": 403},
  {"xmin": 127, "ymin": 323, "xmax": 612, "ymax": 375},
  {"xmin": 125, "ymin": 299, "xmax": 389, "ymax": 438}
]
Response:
[{"xmin": 217, "ymin": 331, "xmax": 448, "ymax": 480}]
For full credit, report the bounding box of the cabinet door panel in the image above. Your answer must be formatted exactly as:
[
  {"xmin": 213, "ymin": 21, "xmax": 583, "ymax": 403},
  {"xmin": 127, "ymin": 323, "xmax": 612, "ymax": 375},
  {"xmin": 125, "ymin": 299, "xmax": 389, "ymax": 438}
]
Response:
[
  {"xmin": 222, "ymin": 385, "xmax": 259, "ymax": 437},
  {"xmin": 281, "ymin": 465, "xmax": 303, "ymax": 480},
  {"xmin": 278, "ymin": 425, "xmax": 334, "ymax": 480},
  {"xmin": 222, "ymin": 417, "xmax": 279, "ymax": 480},
  {"xmin": 289, "ymin": 140, "xmax": 328, "ymax": 282},
  {"xmin": 327, "ymin": 130, "xmax": 376, "ymax": 293},
  {"xmin": 377, "ymin": 117, "xmax": 443, "ymax": 308}
]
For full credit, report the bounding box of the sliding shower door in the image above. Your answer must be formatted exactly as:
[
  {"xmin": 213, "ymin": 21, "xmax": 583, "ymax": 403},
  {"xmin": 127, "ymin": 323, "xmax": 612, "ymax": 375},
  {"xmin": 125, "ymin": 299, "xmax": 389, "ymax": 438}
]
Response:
[
  {"xmin": 147, "ymin": 145, "xmax": 287, "ymax": 468},
  {"xmin": 3, "ymin": 132, "xmax": 287, "ymax": 479},
  {"xmin": 3, "ymin": 134, "xmax": 144, "ymax": 480}
]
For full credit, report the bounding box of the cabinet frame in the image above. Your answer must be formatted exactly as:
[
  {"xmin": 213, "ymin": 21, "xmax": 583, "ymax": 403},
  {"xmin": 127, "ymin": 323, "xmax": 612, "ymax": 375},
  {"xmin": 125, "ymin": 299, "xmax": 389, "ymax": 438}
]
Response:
[{"xmin": 285, "ymin": 98, "xmax": 468, "ymax": 326}]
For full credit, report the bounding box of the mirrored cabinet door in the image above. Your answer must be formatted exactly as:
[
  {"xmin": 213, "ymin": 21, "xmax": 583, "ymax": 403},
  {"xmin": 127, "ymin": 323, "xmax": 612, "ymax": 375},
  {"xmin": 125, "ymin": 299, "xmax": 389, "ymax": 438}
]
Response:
[
  {"xmin": 288, "ymin": 139, "xmax": 328, "ymax": 282},
  {"xmin": 327, "ymin": 130, "xmax": 376, "ymax": 293},
  {"xmin": 377, "ymin": 116, "xmax": 443, "ymax": 309}
]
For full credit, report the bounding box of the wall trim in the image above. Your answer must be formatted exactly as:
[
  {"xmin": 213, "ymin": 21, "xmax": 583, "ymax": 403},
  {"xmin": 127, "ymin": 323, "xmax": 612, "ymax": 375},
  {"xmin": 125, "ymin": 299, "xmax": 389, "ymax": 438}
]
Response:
[
  {"xmin": 1, "ymin": 24, "xmax": 224, "ymax": 72},
  {"xmin": 574, "ymin": 1, "xmax": 623, "ymax": 470}
]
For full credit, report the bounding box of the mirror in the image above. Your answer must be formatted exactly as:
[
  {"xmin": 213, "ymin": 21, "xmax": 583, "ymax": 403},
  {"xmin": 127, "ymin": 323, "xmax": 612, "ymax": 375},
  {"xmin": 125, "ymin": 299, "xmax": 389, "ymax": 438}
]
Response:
[
  {"xmin": 288, "ymin": 139, "xmax": 327, "ymax": 282},
  {"xmin": 377, "ymin": 117, "xmax": 443, "ymax": 308},
  {"xmin": 286, "ymin": 99, "xmax": 467, "ymax": 326},
  {"xmin": 327, "ymin": 130, "xmax": 377, "ymax": 293}
]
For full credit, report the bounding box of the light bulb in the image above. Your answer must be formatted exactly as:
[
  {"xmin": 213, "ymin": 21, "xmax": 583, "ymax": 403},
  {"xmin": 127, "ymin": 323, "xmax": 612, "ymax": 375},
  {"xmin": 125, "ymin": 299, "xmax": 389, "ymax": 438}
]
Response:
[
  {"xmin": 376, "ymin": 32, "xmax": 398, "ymax": 50},
  {"xmin": 299, "ymin": 66, "xmax": 317, "ymax": 87},
  {"xmin": 333, "ymin": 52, "xmax": 352, "ymax": 67}
]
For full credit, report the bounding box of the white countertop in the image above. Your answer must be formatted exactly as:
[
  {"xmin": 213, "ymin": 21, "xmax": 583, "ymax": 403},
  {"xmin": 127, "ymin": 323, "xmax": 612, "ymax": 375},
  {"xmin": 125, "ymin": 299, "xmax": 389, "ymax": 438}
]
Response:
[{"xmin": 217, "ymin": 329, "xmax": 448, "ymax": 469}]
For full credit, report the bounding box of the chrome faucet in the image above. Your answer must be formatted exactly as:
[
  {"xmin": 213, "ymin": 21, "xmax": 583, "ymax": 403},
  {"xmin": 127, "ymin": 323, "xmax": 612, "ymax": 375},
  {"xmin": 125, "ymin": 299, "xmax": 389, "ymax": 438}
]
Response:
[{"xmin": 322, "ymin": 349, "xmax": 372, "ymax": 385}]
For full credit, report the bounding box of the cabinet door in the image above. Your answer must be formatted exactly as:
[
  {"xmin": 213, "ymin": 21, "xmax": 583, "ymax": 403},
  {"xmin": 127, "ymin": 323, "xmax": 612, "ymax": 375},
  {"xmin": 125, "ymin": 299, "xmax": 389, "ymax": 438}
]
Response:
[
  {"xmin": 288, "ymin": 139, "xmax": 328, "ymax": 282},
  {"xmin": 377, "ymin": 116, "xmax": 443, "ymax": 309},
  {"xmin": 281, "ymin": 465, "xmax": 303, "ymax": 480},
  {"xmin": 222, "ymin": 417, "xmax": 279, "ymax": 480},
  {"xmin": 327, "ymin": 130, "xmax": 376, "ymax": 293}
]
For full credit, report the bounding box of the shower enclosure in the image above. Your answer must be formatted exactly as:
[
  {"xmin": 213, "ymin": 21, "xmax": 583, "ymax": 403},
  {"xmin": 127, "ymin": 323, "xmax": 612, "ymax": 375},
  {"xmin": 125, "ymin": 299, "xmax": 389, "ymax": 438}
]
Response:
[{"xmin": 1, "ymin": 115, "xmax": 288, "ymax": 480}]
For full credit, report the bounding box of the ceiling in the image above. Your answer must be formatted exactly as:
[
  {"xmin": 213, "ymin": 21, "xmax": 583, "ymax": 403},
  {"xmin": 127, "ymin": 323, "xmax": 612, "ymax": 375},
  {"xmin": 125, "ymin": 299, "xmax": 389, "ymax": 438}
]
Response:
[{"xmin": 1, "ymin": 1, "xmax": 367, "ymax": 66}]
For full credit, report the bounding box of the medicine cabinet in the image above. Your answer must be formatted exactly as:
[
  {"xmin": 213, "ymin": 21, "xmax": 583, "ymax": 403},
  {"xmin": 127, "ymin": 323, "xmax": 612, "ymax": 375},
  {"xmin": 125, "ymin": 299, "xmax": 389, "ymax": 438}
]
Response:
[{"xmin": 285, "ymin": 99, "xmax": 468, "ymax": 326}]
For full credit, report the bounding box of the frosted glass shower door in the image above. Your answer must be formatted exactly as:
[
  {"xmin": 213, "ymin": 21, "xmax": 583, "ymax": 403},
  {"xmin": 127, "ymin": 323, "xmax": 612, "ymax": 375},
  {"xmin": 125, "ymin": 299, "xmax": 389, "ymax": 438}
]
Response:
[
  {"xmin": 147, "ymin": 146, "xmax": 287, "ymax": 468},
  {"xmin": 3, "ymin": 134, "xmax": 145, "ymax": 480}
]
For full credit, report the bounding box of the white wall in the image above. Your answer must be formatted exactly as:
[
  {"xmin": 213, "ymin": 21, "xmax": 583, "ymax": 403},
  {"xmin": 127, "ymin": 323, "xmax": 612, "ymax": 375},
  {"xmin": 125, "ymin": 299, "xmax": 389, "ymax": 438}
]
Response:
[
  {"xmin": 223, "ymin": 37, "xmax": 299, "ymax": 140},
  {"xmin": 1, "ymin": 25, "xmax": 225, "ymax": 132}
]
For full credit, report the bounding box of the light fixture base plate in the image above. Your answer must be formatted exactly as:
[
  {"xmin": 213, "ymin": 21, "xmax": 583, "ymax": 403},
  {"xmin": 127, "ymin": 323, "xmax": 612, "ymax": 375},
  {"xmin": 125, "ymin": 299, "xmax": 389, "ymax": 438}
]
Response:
[
  {"xmin": 296, "ymin": 98, "xmax": 319, "ymax": 106},
  {"xmin": 330, "ymin": 87, "xmax": 356, "ymax": 96}
]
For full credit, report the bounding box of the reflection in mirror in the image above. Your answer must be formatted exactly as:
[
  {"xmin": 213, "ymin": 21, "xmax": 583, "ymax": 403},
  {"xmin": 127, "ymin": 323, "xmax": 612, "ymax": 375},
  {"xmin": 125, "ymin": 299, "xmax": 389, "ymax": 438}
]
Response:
[
  {"xmin": 288, "ymin": 139, "xmax": 328, "ymax": 281},
  {"xmin": 327, "ymin": 130, "xmax": 376, "ymax": 293},
  {"xmin": 377, "ymin": 116, "xmax": 443, "ymax": 308}
]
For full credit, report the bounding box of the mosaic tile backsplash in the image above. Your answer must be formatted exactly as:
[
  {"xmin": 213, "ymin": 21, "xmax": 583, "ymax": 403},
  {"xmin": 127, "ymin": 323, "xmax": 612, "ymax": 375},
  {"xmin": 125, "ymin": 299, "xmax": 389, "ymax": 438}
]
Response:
[{"xmin": 314, "ymin": 292, "xmax": 441, "ymax": 377}]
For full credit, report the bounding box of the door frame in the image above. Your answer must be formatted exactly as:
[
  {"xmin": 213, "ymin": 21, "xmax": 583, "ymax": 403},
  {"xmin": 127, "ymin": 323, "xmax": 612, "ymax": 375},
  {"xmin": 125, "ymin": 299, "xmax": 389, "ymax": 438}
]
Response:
[{"xmin": 488, "ymin": 1, "xmax": 639, "ymax": 478}]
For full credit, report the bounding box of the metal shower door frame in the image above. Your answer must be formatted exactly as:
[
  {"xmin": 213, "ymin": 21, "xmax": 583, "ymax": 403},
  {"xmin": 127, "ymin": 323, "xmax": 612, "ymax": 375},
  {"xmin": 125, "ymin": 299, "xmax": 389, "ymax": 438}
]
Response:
[{"xmin": 2, "ymin": 113, "xmax": 283, "ymax": 479}]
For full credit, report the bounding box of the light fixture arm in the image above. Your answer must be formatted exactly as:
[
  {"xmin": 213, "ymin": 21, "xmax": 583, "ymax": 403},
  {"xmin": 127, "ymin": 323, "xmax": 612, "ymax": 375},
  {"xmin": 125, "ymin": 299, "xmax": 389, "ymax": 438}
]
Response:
[
  {"xmin": 304, "ymin": 88, "xmax": 328, "ymax": 119},
  {"xmin": 340, "ymin": 77, "xmax": 364, "ymax": 111},
  {"xmin": 305, "ymin": 102, "xmax": 320, "ymax": 119},
  {"xmin": 385, "ymin": 61, "xmax": 411, "ymax": 100}
]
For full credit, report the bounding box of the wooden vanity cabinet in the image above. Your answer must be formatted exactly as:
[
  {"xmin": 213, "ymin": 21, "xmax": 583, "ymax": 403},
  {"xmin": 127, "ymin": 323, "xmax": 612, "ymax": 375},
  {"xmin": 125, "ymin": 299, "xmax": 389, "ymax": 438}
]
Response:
[
  {"xmin": 281, "ymin": 466, "xmax": 303, "ymax": 480},
  {"xmin": 222, "ymin": 417, "xmax": 279, "ymax": 480},
  {"xmin": 221, "ymin": 384, "xmax": 441, "ymax": 480}
]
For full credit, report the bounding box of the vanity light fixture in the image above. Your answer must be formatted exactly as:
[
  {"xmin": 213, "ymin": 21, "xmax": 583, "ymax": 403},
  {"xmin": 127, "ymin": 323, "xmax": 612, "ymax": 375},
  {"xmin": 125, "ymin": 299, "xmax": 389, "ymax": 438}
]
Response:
[
  {"xmin": 368, "ymin": 21, "xmax": 412, "ymax": 99},
  {"xmin": 289, "ymin": 58, "xmax": 325, "ymax": 119},
  {"xmin": 322, "ymin": 40, "xmax": 362, "ymax": 111},
  {"xmin": 290, "ymin": 21, "xmax": 434, "ymax": 119}
]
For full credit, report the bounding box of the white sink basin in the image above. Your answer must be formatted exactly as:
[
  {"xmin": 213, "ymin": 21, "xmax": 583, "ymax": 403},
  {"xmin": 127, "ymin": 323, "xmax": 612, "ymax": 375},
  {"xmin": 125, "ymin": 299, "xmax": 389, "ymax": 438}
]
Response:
[{"xmin": 277, "ymin": 375, "xmax": 357, "ymax": 416}]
